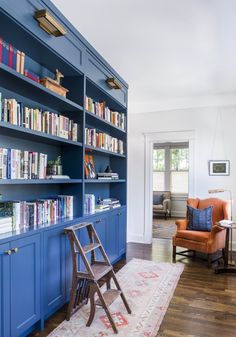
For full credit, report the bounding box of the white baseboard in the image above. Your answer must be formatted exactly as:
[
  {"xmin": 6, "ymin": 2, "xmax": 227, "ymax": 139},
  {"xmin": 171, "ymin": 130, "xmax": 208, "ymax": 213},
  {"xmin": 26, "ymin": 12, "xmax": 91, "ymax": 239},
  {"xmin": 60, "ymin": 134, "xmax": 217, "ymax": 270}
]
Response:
[
  {"xmin": 171, "ymin": 211, "xmax": 185, "ymax": 218},
  {"xmin": 127, "ymin": 234, "xmax": 147, "ymax": 244}
]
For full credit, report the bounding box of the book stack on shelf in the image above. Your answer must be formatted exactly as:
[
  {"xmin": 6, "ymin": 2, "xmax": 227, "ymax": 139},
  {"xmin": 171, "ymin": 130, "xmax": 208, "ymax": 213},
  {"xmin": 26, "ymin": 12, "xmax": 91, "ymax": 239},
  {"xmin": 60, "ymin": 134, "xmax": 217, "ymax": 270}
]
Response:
[
  {"xmin": 0, "ymin": 94, "xmax": 78, "ymax": 141},
  {"xmin": 85, "ymin": 128, "xmax": 124, "ymax": 154},
  {"xmin": 0, "ymin": 195, "xmax": 73, "ymax": 231},
  {"xmin": 0, "ymin": 216, "xmax": 13, "ymax": 234},
  {"xmin": 0, "ymin": 37, "xmax": 25, "ymax": 74},
  {"xmin": 86, "ymin": 96, "xmax": 126, "ymax": 130},
  {"xmin": 84, "ymin": 194, "xmax": 121, "ymax": 215},
  {"xmin": 97, "ymin": 172, "xmax": 119, "ymax": 180},
  {"xmin": 0, "ymin": 148, "xmax": 47, "ymax": 179},
  {"xmin": 96, "ymin": 198, "xmax": 121, "ymax": 211}
]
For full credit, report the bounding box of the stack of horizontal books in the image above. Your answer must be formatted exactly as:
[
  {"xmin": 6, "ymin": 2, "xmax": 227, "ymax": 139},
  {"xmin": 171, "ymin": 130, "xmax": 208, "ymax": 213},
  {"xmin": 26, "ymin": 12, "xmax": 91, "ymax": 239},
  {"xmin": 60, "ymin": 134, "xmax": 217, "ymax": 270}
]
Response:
[
  {"xmin": 97, "ymin": 172, "xmax": 119, "ymax": 180},
  {"xmin": 0, "ymin": 216, "xmax": 13, "ymax": 234},
  {"xmin": 96, "ymin": 198, "xmax": 121, "ymax": 211}
]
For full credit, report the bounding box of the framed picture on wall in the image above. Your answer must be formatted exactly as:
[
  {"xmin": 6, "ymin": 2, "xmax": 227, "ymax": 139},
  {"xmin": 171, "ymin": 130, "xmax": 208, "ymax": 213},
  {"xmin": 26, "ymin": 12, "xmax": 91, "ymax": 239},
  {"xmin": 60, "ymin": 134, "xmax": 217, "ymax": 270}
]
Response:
[{"xmin": 208, "ymin": 160, "xmax": 230, "ymax": 176}]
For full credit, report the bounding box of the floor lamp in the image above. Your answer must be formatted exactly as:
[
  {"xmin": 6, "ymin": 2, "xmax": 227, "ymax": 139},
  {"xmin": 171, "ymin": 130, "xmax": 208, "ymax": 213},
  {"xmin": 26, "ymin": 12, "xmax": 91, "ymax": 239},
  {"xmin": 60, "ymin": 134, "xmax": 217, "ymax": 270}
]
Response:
[{"xmin": 208, "ymin": 188, "xmax": 233, "ymax": 264}]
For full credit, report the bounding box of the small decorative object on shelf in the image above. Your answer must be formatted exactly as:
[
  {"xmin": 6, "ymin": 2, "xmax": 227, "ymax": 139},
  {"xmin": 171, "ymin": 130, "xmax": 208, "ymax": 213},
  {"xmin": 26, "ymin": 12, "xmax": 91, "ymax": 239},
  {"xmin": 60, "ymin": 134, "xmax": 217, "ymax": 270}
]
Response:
[
  {"xmin": 106, "ymin": 77, "xmax": 122, "ymax": 90},
  {"xmin": 84, "ymin": 154, "xmax": 96, "ymax": 179},
  {"xmin": 105, "ymin": 165, "xmax": 112, "ymax": 173},
  {"xmin": 47, "ymin": 155, "xmax": 63, "ymax": 176},
  {"xmin": 40, "ymin": 69, "xmax": 69, "ymax": 97},
  {"xmin": 34, "ymin": 9, "xmax": 67, "ymax": 37}
]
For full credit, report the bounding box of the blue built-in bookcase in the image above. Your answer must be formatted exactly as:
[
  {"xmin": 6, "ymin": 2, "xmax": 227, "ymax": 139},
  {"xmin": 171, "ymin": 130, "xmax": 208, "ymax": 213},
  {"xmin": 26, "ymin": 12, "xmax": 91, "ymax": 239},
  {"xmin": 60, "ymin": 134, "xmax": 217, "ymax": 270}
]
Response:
[{"xmin": 0, "ymin": 1, "xmax": 128, "ymax": 336}]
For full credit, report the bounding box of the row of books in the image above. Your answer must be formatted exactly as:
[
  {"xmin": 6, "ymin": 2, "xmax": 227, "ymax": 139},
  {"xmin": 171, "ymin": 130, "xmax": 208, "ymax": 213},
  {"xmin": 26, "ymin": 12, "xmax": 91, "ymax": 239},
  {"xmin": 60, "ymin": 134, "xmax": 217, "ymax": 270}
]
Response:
[
  {"xmin": 86, "ymin": 97, "xmax": 126, "ymax": 130},
  {"xmin": 0, "ymin": 37, "xmax": 25, "ymax": 74},
  {"xmin": 0, "ymin": 95, "xmax": 78, "ymax": 141},
  {"xmin": 0, "ymin": 195, "xmax": 74, "ymax": 232},
  {"xmin": 85, "ymin": 128, "xmax": 124, "ymax": 155},
  {"xmin": 0, "ymin": 148, "xmax": 47, "ymax": 179}
]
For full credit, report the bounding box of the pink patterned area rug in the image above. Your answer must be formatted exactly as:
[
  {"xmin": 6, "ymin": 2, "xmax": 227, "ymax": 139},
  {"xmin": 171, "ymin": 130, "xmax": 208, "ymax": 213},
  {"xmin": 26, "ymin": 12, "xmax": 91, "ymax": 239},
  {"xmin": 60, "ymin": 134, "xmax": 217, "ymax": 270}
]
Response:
[{"xmin": 48, "ymin": 259, "xmax": 184, "ymax": 337}]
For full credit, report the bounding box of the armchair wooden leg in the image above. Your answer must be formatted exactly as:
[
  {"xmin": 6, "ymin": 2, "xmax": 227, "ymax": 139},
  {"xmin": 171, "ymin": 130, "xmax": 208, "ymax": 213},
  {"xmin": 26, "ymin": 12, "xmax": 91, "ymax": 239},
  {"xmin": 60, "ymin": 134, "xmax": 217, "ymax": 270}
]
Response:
[
  {"xmin": 207, "ymin": 254, "xmax": 211, "ymax": 268},
  {"xmin": 172, "ymin": 246, "xmax": 176, "ymax": 263},
  {"xmin": 222, "ymin": 248, "xmax": 226, "ymax": 264}
]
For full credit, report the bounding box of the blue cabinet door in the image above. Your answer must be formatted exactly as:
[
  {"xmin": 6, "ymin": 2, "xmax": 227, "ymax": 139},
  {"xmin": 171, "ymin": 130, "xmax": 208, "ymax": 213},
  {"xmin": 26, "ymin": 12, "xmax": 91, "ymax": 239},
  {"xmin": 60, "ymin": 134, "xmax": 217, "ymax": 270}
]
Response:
[
  {"xmin": 0, "ymin": 242, "xmax": 10, "ymax": 337},
  {"xmin": 93, "ymin": 215, "xmax": 107, "ymax": 261},
  {"xmin": 117, "ymin": 208, "xmax": 127, "ymax": 256},
  {"xmin": 43, "ymin": 227, "xmax": 66, "ymax": 317},
  {"xmin": 10, "ymin": 234, "xmax": 41, "ymax": 337},
  {"xmin": 107, "ymin": 213, "xmax": 119, "ymax": 264}
]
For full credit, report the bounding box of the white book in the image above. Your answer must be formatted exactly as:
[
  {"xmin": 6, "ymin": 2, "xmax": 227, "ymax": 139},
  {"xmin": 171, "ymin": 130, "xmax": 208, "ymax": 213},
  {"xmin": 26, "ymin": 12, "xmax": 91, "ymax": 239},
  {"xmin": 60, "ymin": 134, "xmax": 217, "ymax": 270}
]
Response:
[{"xmin": 219, "ymin": 220, "xmax": 234, "ymax": 227}]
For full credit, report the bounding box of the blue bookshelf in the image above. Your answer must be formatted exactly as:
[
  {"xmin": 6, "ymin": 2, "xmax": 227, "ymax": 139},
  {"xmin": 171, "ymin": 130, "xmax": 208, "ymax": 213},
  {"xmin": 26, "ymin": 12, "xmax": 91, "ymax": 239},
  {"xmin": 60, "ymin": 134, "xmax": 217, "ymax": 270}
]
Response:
[{"xmin": 0, "ymin": 1, "xmax": 128, "ymax": 336}]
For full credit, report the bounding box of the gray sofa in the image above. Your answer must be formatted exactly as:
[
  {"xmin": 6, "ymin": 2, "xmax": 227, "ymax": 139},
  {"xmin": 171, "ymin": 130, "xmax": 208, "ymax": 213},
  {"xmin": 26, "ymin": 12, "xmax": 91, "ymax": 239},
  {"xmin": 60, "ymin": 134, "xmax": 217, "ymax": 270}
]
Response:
[{"xmin": 153, "ymin": 191, "xmax": 171, "ymax": 219}]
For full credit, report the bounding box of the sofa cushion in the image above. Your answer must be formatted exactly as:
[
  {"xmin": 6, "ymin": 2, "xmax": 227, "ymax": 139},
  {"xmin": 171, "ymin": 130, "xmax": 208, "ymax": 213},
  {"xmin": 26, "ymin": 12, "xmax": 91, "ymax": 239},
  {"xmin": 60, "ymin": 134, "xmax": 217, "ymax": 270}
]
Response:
[
  {"xmin": 176, "ymin": 230, "xmax": 210, "ymax": 242},
  {"xmin": 187, "ymin": 205, "xmax": 213, "ymax": 232},
  {"xmin": 153, "ymin": 193, "xmax": 164, "ymax": 205}
]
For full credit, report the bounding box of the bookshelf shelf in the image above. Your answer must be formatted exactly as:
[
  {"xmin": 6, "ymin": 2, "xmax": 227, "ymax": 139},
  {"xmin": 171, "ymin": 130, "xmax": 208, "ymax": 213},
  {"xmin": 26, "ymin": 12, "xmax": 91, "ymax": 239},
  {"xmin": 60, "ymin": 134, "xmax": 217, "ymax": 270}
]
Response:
[
  {"xmin": 84, "ymin": 179, "xmax": 126, "ymax": 183},
  {"xmin": 0, "ymin": 179, "xmax": 82, "ymax": 185},
  {"xmin": 85, "ymin": 145, "xmax": 126, "ymax": 158},
  {"xmin": 0, "ymin": 63, "xmax": 84, "ymax": 112},
  {"xmin": 85, "ymin": 110, "xmax": 126, "ymax": 134},
  {"xmin": 0, "ymin": 122, "xmax": 83, "ymax": 147}
]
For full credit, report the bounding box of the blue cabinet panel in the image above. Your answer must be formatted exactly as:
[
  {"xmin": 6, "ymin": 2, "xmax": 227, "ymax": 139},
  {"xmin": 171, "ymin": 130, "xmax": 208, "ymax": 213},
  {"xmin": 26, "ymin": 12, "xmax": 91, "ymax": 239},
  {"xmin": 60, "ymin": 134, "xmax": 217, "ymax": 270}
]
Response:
[
  {"xmin": 43, "ymin": 228, "xmax": 66, "ymax": 316},
  {"xmin": 107, "ymin": 213, "xmax": 119, "ymax": 263},
  {"xmin": 117, "ymin": 208, "xmax": 126, "ymax": 256},
  {"xmin": 0, "ymin": 243, "xmax": 10, "ymax": 337},
  {"xmin": 10, "ymin": 234, "xmax": 41, "ymax": 337}
]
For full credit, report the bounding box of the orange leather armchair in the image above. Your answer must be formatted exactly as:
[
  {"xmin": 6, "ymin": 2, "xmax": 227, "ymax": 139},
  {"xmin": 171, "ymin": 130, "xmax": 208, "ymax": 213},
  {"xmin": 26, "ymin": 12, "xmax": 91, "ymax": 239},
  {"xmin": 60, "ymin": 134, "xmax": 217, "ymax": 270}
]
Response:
[{"xmin": 172, "ymin": 198, "xmax": 230, "ymax": 267}]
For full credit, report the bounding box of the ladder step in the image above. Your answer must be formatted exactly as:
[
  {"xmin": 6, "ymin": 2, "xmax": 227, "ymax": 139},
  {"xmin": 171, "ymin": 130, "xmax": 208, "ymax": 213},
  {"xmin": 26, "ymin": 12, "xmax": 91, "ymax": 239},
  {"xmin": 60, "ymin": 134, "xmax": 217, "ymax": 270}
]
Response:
[
  {"xmin": 96, "ymin": 289, "xmax": 121, "ymax": 307},
  {"xmin": 82, "ymin": 243, "xmax": 101, "ymax": 254}
]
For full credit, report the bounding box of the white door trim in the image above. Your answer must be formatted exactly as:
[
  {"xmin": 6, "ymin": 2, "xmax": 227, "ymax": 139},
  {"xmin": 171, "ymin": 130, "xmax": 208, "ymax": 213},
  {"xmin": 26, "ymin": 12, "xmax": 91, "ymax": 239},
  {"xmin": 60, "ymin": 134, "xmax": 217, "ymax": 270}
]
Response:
[{"xmin": 143, "ymin": 130, "xmax": 196, "ymax": 244}]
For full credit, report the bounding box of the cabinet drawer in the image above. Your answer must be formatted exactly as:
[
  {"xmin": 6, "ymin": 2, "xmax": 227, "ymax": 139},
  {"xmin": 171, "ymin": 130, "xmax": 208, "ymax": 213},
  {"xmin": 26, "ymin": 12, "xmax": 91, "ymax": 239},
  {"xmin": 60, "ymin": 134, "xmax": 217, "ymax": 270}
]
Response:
[
  {"xmin": 85, "ymin": 50, "xmax": 128, "ymax": 108},
  {"xmin": 1, "ymin": 0, "xmax": 84, "ymax": 71}
]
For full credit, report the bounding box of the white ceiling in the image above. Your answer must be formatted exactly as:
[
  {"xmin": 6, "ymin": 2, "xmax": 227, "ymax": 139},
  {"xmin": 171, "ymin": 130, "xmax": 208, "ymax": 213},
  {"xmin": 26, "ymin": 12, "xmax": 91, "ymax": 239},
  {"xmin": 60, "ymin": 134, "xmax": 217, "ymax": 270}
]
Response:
[{"xmin": 52, "ymin": 0, "xmax": 236, "ymax": 113}]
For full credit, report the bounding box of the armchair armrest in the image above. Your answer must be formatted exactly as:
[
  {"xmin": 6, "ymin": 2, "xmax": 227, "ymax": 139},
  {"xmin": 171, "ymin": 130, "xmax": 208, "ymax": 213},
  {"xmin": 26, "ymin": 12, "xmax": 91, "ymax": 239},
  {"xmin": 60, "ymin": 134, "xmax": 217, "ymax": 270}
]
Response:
[
  {"xmin": 163, "ymin": 198, "xmax": 171, "ymax": 212},
  {"xmin": 175, "ymin": 219, "xmax": 188, "ymax": 230},
  {"xmin": 210, "ymin": 224, "xmax": 225, "ymax": 237}
]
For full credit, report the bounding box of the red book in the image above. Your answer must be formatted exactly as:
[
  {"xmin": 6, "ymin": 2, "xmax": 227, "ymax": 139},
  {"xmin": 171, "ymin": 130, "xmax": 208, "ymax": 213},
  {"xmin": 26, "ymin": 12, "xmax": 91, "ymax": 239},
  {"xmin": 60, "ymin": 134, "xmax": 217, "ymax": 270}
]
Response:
[{"xmin": 9, "ymin": 44, "xmax": 13, "ymax": 68}]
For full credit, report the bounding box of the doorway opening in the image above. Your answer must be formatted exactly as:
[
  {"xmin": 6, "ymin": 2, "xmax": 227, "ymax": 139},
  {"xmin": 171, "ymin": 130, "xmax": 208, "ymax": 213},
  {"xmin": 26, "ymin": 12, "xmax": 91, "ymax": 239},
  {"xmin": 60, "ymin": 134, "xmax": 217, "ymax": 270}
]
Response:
[{"xmin": 152, "ymin": 142, "xmax": 189, "ymax": 240}]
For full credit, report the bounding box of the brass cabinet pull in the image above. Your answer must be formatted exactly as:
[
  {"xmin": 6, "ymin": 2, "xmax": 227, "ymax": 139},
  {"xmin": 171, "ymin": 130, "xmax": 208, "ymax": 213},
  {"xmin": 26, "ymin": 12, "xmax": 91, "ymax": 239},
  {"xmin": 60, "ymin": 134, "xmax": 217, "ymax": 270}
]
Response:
[
  {"xmin": 5, "ymin": 250, "xmax": 12, "ymax": 255},
  {"xmin": 11, "ymin": 247, "xmax": 19, "ymax": 253}
]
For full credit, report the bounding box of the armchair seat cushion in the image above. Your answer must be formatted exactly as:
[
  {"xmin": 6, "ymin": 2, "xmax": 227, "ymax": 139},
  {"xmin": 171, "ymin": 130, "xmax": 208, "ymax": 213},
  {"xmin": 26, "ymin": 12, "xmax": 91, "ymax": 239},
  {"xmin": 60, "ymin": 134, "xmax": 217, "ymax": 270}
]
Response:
[
  {"xmin": 153, "ymin": 205, "xmax": 164, "ymax": 211},
  {"xmin": 176, "ymin": 230, "xmax": 210, "ymax": 242}
]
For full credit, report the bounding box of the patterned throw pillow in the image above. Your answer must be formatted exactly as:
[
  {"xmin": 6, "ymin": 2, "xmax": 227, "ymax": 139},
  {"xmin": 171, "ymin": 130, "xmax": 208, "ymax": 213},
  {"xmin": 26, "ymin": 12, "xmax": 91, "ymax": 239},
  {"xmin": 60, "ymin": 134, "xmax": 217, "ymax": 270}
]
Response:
[
  {"xmin": 187, "ymin": 205, "xmax": 213, "ymax": 232},
  {"xmin": 153, "ymin": 194, "xmax": 164, "ymax": 205}
]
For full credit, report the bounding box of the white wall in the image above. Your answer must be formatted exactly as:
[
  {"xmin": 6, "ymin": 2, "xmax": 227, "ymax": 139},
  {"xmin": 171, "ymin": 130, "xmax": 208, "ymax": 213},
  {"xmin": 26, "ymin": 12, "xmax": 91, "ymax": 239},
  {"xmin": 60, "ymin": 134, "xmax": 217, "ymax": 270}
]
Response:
[{"xmin": 128, "ymin": 105, "xmax": 236, "ymax": 248}]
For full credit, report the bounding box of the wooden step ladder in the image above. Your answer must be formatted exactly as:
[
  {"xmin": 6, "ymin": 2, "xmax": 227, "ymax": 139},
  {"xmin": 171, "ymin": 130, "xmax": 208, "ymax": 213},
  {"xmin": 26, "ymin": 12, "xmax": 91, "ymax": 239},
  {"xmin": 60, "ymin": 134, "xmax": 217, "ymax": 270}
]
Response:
[{"xmin": 65, "ymin": 222, "xmax": 131, "ymax": 334}]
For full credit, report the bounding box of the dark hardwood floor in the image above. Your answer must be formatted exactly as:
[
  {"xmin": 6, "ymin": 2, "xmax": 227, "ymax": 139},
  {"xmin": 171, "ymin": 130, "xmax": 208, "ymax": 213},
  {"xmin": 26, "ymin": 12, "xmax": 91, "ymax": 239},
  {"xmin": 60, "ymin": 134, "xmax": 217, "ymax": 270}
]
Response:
[{"xmin": 30, "ymin": 239, "xmax": 236, "ymax": 337}]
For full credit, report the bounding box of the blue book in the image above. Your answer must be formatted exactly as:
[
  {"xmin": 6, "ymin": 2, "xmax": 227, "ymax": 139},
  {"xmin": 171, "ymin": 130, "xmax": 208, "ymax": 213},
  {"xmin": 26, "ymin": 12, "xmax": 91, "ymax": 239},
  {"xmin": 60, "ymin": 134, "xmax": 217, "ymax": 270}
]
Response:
[
  {"xmin": 2, "ymin": 40, "xmax": 9, "ymax": 66},
  {"xmin": 7, "ymin": 149, "xmax": 11, "ymax": 179}
]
